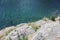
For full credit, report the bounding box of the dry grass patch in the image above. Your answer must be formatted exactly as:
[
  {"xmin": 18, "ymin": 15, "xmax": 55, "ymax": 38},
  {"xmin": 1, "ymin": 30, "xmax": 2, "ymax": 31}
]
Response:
[{"xmin": 0, "ymin": 27, "xmax": 16, "ymax": 40}]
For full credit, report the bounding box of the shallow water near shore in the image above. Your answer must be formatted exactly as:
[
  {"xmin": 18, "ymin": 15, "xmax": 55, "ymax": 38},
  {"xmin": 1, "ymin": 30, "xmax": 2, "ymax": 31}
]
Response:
[{"xmin": 0, "ymin": 0, "xmax": 60, "ymax": 29}]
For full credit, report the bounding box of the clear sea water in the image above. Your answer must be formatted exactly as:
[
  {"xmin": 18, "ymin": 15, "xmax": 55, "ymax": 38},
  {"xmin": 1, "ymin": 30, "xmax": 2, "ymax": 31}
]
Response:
[{"xmin": 0, "ymin": 0, "xmax": 60, "ymax": 29}]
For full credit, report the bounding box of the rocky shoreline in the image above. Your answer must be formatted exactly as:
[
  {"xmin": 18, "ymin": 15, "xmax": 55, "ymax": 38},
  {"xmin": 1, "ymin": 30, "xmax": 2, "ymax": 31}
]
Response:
[{"xmin": 0, "ymin": 17, "xmax": 60, "ymax": 40}]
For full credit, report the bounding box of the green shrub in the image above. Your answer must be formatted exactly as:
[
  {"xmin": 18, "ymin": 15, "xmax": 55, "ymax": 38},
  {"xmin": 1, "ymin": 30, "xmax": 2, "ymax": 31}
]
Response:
[
  {"xmin": 43, "ymin": 16, "xmax": 48, "ymax": 21},
  {"xmin": 32, "ymin": 25, "xmax": 40, "ymax": 31},
  {"xmin": 50, "ymin": 15, "xmax": 55, "ymax": 21},
  {"xmin": 28, "ymin": 23, "xmax": 40, "ymax": 31}
]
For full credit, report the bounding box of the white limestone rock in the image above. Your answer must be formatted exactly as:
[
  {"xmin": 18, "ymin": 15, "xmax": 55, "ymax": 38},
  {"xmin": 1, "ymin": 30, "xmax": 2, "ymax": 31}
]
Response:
[
  {"xmin": 31, "ymin": 22, "xmax": 60, "ymax": 40},
  {"xmin": 0, "ymin": 26, "xmax": 16, "ymax": 40},
  {"xmin": 35, "ymin": 19, "xmax": 52, "ymax": 26},
  {"xmin": 55, "ymin": 17, "xmax": 60, "ymax": 21},
  {"xmin": 4, "ymin": 23, "xmax": 35, "ymax": 40}
]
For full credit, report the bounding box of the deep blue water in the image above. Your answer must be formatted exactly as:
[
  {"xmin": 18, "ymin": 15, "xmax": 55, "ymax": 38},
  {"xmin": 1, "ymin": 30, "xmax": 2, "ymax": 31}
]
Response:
[{"xmin": 0, "ymin": 0, "xmax": 60, "ymax": 29}]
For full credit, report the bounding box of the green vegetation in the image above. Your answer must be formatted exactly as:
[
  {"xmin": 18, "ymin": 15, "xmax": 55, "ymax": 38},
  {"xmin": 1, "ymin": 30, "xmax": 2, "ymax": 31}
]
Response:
[
  {"xmin": 50, "ymin": 15, "xmax": 55, "ymax": 21},
  {"xmin": 22, "ymin": 35, "xmax": 28, "ymax": 40},
  {"xmin": 0, "ymin": 35, "xmax": 4, "ymax": 40},
  {"xmin": 58, "ymin": 17, "xmax": 60, "ymax": 21},
  {"xmin": 28, "ymin": 23, "xmax": 40, "ymax": 31},
  {"xmin": 32, "ymin": 25, "xmax": 40, "ymax": 31},
  {"xmin": 9, "ymin": 37, "xmax": 12, "ymax": 40},
  {"xmin": 43, "ymin": 16, "xmax": 48, "ymax": 21}
]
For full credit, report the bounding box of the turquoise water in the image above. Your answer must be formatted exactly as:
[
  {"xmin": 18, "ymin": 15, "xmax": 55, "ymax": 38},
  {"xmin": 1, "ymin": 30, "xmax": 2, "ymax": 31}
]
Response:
[{"xmin": 0, "ymin": 0, "xmax": 60, "ymax": 29}]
